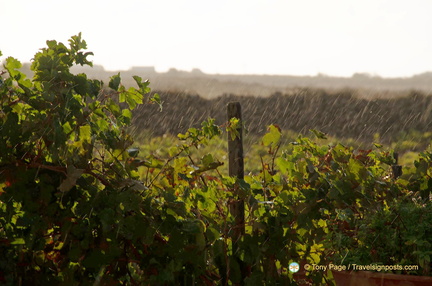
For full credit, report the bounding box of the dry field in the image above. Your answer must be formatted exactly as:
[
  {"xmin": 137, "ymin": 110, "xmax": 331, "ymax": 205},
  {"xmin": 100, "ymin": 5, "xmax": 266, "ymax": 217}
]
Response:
[{"xmin": 133, "ymin": 88, "xmax": 432, "ymax": 145}]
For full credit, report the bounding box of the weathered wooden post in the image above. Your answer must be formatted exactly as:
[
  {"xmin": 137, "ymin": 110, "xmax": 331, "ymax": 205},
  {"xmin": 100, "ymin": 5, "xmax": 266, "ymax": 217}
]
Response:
[
  {"xmin": 227, "ymin": 102, "xmax": 246, "ymax": 282},
  {"xmin": 227, "ymin": 102, "xmax": 244, "ymax": 180}
]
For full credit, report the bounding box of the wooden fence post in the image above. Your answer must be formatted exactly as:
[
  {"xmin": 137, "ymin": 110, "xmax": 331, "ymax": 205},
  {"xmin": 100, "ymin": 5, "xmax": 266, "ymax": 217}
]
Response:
[
  {"xmin": 227, "ymin": 102, "xmax": 244, "ymax": 180},
  {"xmin": 227, "ymin": 102, "xmax": 246, "ymax": 282}
]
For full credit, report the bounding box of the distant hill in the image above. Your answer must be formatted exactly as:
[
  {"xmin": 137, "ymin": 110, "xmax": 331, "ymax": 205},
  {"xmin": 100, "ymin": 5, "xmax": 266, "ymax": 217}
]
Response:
[
  {"xmin": 8, "ymin": 63, "xmax": 432, "ymax": 144},
  {"xmin": 16, "ymin": 63, "xmax": 432, "ymax": 99}
]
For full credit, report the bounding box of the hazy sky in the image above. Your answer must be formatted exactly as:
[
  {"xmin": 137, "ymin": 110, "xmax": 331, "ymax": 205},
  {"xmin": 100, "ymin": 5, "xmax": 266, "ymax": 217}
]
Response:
[{"xmin": 2, "ymin": 0, "xmax": 432, "ymax": 77}]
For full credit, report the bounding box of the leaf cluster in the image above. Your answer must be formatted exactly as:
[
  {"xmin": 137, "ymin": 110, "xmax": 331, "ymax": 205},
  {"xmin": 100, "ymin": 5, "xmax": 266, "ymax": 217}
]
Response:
[{"xmin": 0, "ymin": 34, "xmax": 162, "ymax": 285}]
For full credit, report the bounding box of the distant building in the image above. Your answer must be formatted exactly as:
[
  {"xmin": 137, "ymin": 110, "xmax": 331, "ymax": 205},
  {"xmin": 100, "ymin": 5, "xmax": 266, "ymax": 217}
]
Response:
[
  {"xmin": 191, "ymin": 68, "xmax": 204, "ymax": 75},
  {"xmin": 166, "ymin": 68, "xmax": 179, "ymax": 74},
  {"xmin": 129, "ymin": 66, "xmax": 156, "ymax": 73}
]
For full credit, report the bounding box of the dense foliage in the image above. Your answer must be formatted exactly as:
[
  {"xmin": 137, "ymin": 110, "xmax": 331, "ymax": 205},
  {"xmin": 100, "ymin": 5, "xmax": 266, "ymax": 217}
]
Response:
[{"xmin": 1, "ymin": 35, "xmax": 431, "ymax": 285}]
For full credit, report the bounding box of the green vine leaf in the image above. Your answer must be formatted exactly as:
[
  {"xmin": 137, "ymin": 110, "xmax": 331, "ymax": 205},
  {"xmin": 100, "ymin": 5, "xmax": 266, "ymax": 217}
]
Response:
[
  {"xmin": 109, "ymin": 73, "xmax": 121, "ymax": 90},
  {"xmin": 226, "ymin": 117, "xmax": 241, "ymax": 141},
  {"xmin": 309, "ymin": 129, "xmax": 328, "ymax": 139},
  {"xmin": 262, "ymin": 124, "xmax": 281, "ymax": 147},
  {"xmin": 150, "ymin": 93, "xmax": 163, "ymax": 111}
]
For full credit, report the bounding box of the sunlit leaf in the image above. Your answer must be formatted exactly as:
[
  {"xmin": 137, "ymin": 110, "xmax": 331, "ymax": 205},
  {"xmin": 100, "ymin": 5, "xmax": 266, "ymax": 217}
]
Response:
[
  {"xmin": 5, "ymin": 57, "xmax": 22, "ymax": 78},
  {"xmin": 133, "ymin": 75, "xmax": 151, "ymax": 94},
  {"xmin": 69, "ymin": 32, "xmax": 87, "ymax": 51},
  {"xmin": 309, "ymin": 129, "xmax": 327, "ymax": 139},
  {"xmin": 10, "ymin": 238, "xmax": 25, "ymax": 245},
  {"xmin": 150, "ymin": 93, "xmax": 163, "ymax": 111},
  {"xmin": 373, "ymin": 143, "xmax": 383, "ymax": 148},
  {"xmin": 121, "ymin": 108, "xmax": 132, "ymax": 124},
  {"xmin": 227, "ymin": 117, "xmax": 241, "ymax": 140},
  {"xmin": 79, "ymin": 125, "xmax": 91, "ymax": 144},
  {"xmin": 262, "ymin": 124, "xmax": 281, "ymax": 147}
]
